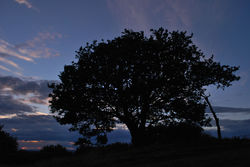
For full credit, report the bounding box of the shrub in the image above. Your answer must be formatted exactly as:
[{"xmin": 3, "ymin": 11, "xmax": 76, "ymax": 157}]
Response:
[
  {"xmin": 0, "ymin": 125, "xmax": 18, "ymax": 154},
  {"xmin": 144, "ymin": 123, "xmax": 206, "ymax": 145},
  {"xmin": 40, "ymin": 144, "xmax": 68, "ymax": 154}
]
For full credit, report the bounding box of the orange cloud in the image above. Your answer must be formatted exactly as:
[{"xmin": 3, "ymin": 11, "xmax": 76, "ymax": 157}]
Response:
[
  {"xmin": 11, "ymin": 128, "xmax": 18, "ymax": 132},
  {"xmin": 19, "ymin": 140, "xmax": 44, "ymax": 143},
  {"xmin": 21, "ymin": 146, "xmax": 42, "ymax": 150},
  {"xmin": 0, "ymin": 114, "xmax": 17, "ymax": 119}
]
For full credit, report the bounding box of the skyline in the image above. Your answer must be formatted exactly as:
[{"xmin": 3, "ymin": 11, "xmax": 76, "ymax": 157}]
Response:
[{"xmin": 1, "ymin": 0, "xmax": 250, "ymax": 150}]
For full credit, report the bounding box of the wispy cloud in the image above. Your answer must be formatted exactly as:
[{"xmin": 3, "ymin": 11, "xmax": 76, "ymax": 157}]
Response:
[
  {"xmin": 0, "ymin": 57, "xmax": 21, "ymax": 69},
  {"xmin": 15, "ymin": 0, "xmax": 32, "ymax": 8},
  {"xmin": 106, "ymin": 0, "xmax": 197, "ymax": 32},
  {"xmin": 106, "ymin": 0, "xmax": 227, "ymax": 32},
  {"xmin": 107, "ymin": 0, "xmax": 151, "ymax": 32},
  {"xmin": 0, "ymin": 39, "xmax": 33, "ymax": 62},
  {"xmin": 14, "ymin": 0, "xmax": 39, "ymax": 11},
  {"xmin": 0, "ymin": 32, "xmax": 62, "ymax": 75},
  {"xmin": 15, "ymin": 32, "xmax": 62, "ymax": 58},
  {"xmin": 0, "ymin": 65, "xmax": 11, "ymax": 73}
]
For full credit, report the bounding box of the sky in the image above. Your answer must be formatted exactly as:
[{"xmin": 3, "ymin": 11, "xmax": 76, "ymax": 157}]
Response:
[{"xmin": 1, "ymin": 0, "xmax": 250, "ymax": 150}]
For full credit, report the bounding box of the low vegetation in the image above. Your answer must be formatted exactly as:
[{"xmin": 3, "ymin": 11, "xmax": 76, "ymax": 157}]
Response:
[{"xmin": 1, "ymin": 137, "xmax": 250, "ymax": 167}]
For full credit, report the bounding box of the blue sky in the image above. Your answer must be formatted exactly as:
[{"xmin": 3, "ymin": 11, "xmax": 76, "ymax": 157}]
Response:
[{"xmin": 1, "ymin": 0, "xmax": 250, "ymax": 150}]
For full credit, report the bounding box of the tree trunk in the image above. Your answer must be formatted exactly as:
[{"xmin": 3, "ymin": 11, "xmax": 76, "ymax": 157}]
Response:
[
  {"xmin": 130, "ymin": 129, "xmax": 146, "ymax": 146},
  {"xmin": 204, "ymin": 96, "xmax": 222, "ymax": 140},
  {"xmin": 126, "ymin": 124, "xmax": 146, "ymax": 146}
]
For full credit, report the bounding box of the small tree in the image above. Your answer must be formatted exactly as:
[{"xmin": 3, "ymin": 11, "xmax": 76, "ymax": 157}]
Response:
[
  {"xmin": 0, "ymin": 125, "xmax": 18, "ymax": 153},
  {"xmin": 49, "ymin": 28, "xmax": 239, "ymax": 146}
]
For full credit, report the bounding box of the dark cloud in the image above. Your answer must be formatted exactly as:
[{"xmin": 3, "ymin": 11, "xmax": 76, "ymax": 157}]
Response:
[
  {"xmin": 205, "ymin": 119, "xmax": 250, "ymax": 138},
  {"xmin": 220, "ymin": 119, "xmax": 250, "ymax": 138},
  {"xmin": 0, "ymin": 75, "xmax": 54, "ymax": 99},
  {"xmin": 1, "ymin": 114, "xmax": 130, "ymax": 143},
  {"xmin": 0, "ymin": 114, "xmax": 130, "ymax": 150},
  {"xmin": 108, "ymin": 129, "xmax": 131, "ymax": 144},
  {"xmin": 0, "ymin": 75, "xmax": 57, "ymax": 115},
  {"xmin": 206, "ymin": 106, "xmax": 250, "ymax": 113},
  {"xmin": 2, "ymin": 112, "xmax": 250, "ymax": 150},
  {"xmin": 1, "ymin": 114, "xmax": 79, "ymax": 141},
  {"xmin": 0, "ymin": 95, "xmax": 33, "ymax": 115}
]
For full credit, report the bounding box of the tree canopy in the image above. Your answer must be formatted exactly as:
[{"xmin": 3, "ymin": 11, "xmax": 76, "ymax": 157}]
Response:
[{"xmin": 49, "ymin": 28, "xmax": 239, "ymax": 146}]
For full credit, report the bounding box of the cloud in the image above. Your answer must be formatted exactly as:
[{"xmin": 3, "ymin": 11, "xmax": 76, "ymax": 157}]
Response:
[
  {"xmin": 107, "ymin": 0, "xmax": 151, "ymax": 32},
  {"xmin": 3, "ymin": 111, "xmax": 250, "ymax": 150},
  {"xmin": 1, "ymin": 113, "xmax": 130, "ymax": 150},
  {"xmin": 15, "ymin": 32, "xmax": 62, "ymax": 58},
  {"xmin": 0, "ymin": 57, "xmax": 21, "ymax": 69},
  {"xmin": 205, "ymin": 106, "xmax": 250, "ymax": 138},
  {"xmin": 206, "ymin": 106, "xmax": 250, "ymax": 113},
  {"xmin": 14, "ymin": 0, "xmax": 39, "ymax": 11},
  {"xmin": 0, "ymin": 32, "xmax": 62, "ymax": 75},
  {"xmin": 0, "ymin": 74, "xmax": 130, "ymax": 149},
  {"xmin": 0, "ymin": 75, "xmax": 56, "ymax": 116},
  {"xmin": 0, "ymin": 65, "xmax": 11, "ymax": 72},
  {"xmin": 106, "ymin": 0, "xmax": 229, "ymax": 33},
  {"xmin": 0, "ymin": 95, "xmax": 34, "ymax": 115},
  {"xmin": 0, "ymin": 39, "xmax": 33, "ymax": 62},
  {"xmin": 15, "ymin": 0, "xmax": 32, "ymax": 8},
  {"xmin": 0, "ymin": 76, "xmax": 52, "ymax": 98},
  {"xmin": 1, "ymin": 114, "xmax": 79, "ymax": 150},
  {"xmin": 105, "ymin": 0, "xmax": 203, "ymax": 33},
  {"xmin": 206, "ymin": 119, "xmax": 250, "ymax": 138}
]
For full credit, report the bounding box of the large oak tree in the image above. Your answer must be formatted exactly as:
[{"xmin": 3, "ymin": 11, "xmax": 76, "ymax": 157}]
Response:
[{"xmin": 49, "ymin": 28, "xmax": 239, "ymax": 146}]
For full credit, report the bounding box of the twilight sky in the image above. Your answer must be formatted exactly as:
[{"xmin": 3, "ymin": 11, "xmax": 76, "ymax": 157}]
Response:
[{"xmin": 1, "ymin": 0, "xmax": 250, "ymax": 150}]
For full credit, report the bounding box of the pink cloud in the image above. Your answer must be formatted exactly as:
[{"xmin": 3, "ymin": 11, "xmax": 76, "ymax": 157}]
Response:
[
  {"xmin": 15, "ymin": 32, "xmax": 62, "ymax": 58},
  {"xmin": 15, "ymin": 0, "xmax": 32, "ymax": 8},
  {"xmin": 14, "ymin": 0, "xmax": 39, "ymax": 11},
  {"xmin": 0, "ymin": 57, "xmax": 21, "ymax": 69},
  {"xmin": 0, "ymin": 65, "xmax": 12, "ymax": 73},
  {"xmin": 0, "ymin": 32, "xmax": 62, "ymax": 75}
]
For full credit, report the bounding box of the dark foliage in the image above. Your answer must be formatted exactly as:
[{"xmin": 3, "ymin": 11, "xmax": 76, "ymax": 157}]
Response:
[
  {"xmin": 40, "ymin": 144, "xmax": 68, "ymax": 154},
  {"xmin": 143, "ymin": 123, "xmax": 219, "ymax": 146},
  {"xmin": 49, "ymin": 28, "xmax": 239, "ymax": 146},
  {"xmin": 0, "ymin": 125, "xmax": 18, "ymax": 154}
]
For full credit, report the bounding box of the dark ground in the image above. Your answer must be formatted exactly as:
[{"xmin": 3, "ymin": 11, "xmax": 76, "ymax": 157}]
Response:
[{"xmin": 2, "ymin": 140, "xmax": 250, "ymax": 167}]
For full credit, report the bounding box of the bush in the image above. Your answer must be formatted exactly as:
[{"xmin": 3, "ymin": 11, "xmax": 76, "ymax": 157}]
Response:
[
  {"xmin": 144, "ymin": 123, "xmax": 207, "ymax": 145},
  {"xmin": 40, "ymin": 144, "xmax": 68, "ymax": 154},
  {"xmin": 0, "ymin": 125, "xmax": 18, "ymax": 154}
]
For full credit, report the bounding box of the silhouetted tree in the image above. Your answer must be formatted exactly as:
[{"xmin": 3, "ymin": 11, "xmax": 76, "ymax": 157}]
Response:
[
  {"xmin": 49, "ymin": 28, "xmax": 239, "ymax": 146},
  {"xmin": 0, "ymin": 125, "xmax": 18, "ymax": 153},
  {"xmin": 40, "ymin": 144, "xmax": 68, "ymax": 154}
]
